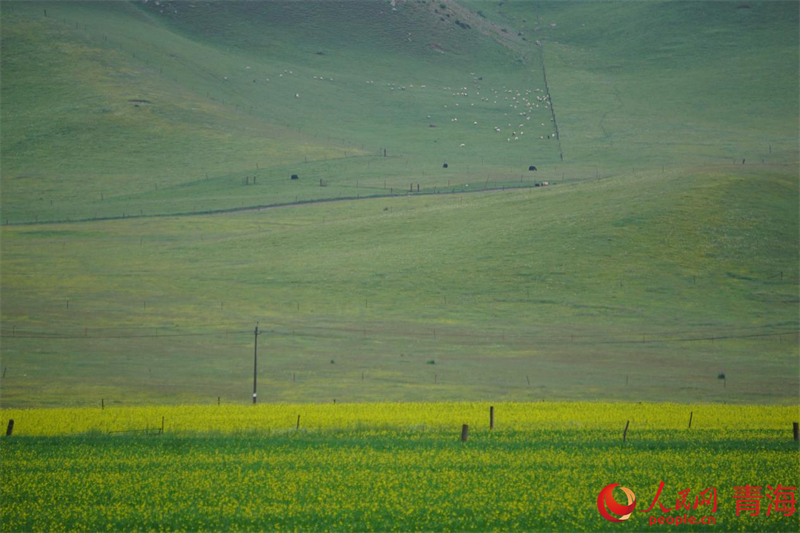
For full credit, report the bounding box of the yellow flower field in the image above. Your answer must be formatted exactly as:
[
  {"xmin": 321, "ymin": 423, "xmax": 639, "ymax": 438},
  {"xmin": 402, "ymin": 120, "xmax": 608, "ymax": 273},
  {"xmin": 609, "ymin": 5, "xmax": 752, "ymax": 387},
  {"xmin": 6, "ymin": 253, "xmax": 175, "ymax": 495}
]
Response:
[{"xmin": 1, "ymin": 402, "xmax": 798, "ymax": 532}]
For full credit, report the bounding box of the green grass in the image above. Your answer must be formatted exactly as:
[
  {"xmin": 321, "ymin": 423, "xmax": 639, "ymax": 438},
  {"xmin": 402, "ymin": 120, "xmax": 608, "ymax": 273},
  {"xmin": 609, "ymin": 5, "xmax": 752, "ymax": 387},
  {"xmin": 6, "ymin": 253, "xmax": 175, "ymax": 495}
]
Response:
[
  {"xmin": 0, "ymin": 1, "xmax": 798, "ymax": 408},
  {"xmin": 1, "ymin": 1, "xmax": 796, "ymax": 223},
  {"xmin": 1, "ymin": 166, "xmax": 797, "ymax": 407}
]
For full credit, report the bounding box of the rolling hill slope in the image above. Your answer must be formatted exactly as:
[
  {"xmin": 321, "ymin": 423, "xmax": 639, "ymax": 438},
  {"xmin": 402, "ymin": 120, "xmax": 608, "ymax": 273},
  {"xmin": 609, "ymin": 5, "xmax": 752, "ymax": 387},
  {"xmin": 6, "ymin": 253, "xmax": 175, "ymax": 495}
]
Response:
[
  {"xmin": 2, "ymin": 0, "xmax": 796, "ymax": 223},
  {"xmin": 0, "ymin": 1, "xmax": 797, "ymax": 407},
  {"xmin": 1, "ymin": 164, "xmax": 797, "ymax": 407}
]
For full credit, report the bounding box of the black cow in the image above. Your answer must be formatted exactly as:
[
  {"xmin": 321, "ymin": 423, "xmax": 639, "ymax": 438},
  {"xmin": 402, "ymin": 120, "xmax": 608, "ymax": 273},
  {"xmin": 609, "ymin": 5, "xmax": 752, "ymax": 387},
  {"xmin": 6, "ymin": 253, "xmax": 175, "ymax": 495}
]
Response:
[
  {"xmin": 291, "ymin": 174, "xmax": 299, "ymax": 180},
  {"xmin": 529, "ymin": 165, "xmax": 537, "ymax": 171}
]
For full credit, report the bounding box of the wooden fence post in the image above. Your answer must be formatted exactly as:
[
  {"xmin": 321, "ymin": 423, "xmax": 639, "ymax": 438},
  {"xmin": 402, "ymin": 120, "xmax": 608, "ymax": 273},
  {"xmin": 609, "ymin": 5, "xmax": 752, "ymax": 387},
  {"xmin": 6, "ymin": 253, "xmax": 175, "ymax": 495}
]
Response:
[
  {"xmin": 794, "ymin": 422, "xmax": 798, "ymax": 442},
  {"xmin": 461, "ymin": 424, "xmax": 469, "ymax": 442},
  {"xmin": 490, "ymin": 406, "xmax": 494, "ymax": 430},
  {"xmin": 101, "ymin": 399, "xmax": 104, "ymax": 410},
  {"xmin": 297, "ymin": 415, "xmax": 301, "ymax": 430},
  {"xmin": 623, "ymin": 420, "xmax": 629, "ymax": 443},
  {"xmin": 688, "ymin": 412, "xmax": 693, "ymax": 429},
  {"xmin": 5, "ymin": 419, "xmax": 13, "ymax": 436}
]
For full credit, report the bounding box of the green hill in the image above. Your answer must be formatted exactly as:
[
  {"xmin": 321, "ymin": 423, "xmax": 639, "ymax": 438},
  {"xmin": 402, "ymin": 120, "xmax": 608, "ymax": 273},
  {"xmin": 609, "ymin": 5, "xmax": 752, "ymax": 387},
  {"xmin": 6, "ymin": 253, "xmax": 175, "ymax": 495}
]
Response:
[
  {"xmin": 2, "ymin": 1, "xmax": 796, "ymax": 223},
  {"xmin": 0, "ymin": 1, "xmax": 797, "ymax": 407}
]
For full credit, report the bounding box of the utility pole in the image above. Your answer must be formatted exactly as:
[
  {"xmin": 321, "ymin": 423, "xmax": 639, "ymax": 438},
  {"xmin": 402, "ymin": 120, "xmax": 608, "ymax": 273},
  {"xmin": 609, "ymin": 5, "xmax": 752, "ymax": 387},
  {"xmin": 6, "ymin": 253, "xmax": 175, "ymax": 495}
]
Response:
[{"xmin": 253, "ymin": 324, "xmax": 259, "ymax": 404}]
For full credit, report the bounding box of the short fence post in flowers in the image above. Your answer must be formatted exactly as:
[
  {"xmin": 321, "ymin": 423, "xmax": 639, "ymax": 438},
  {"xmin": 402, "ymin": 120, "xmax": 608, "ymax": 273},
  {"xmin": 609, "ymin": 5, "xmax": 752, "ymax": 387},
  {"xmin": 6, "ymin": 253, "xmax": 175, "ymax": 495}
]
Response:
[
  {"xmin": 794, "ymin": 422, "xmax": 798, "ymax": 442},
  {"xmin": 461, "ymin": 424, "xmax": 469, "ymax": 443},
  {"xmin": 688, "ymin": 411, "xmax": 693, "ymax": 429},
  {"xmin": 5, "ymin": 419, "xmax": 13, "ymax": 437},
  {"xmin": 490, "ymin": 406, "xmax": 494, "ymax": 430},
  {"xmin": 623, "ymin": 420, "xmax": 630, "ymax": 444}
]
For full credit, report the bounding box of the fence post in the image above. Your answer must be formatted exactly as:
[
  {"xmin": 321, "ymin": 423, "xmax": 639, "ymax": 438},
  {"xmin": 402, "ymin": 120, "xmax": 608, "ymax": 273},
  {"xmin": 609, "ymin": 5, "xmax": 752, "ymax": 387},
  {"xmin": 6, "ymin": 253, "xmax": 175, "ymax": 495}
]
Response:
[
  {"xmin": 623, "ymin": 420, "xmax": 630, "ymax": 444},
  {"xmin": 688, "ymin": 412, "xmax": 693, "ymax": 429},
  {"xmin": 5, "ymin": 419, "xmax": 13, "ymax": 436},
  {"xmin": 490, "ymin": 406, "xmax": 494, "ymax": 430},
  {"xmin": 461, "ymin": 424, "xmax": 469, "ymax": 442},
  {"xmin": 297, "ymin": 415, "xmax": 301, "ymax": 430},
  {"xmin": 794, "ymin": 422, "xmax": 798, "ymax": 442}
]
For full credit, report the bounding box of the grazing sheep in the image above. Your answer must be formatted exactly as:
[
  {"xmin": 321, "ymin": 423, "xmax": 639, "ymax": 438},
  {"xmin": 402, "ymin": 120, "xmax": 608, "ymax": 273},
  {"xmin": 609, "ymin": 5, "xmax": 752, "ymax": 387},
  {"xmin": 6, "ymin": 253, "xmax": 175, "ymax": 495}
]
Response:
[{"xmin": 295, "ymin": 93, "xmax": 300, "ymax": 98}]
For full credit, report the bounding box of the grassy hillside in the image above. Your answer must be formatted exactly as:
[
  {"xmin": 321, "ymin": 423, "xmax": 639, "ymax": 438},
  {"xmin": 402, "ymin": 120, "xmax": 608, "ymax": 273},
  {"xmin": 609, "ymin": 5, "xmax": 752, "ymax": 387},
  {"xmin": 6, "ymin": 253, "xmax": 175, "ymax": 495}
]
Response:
[
  {"xmin": 0, "ymin": 0, "xmax": 560, "ymax": 223},
  {"xmin": 1, "ymin": 1, "xmax": 796, "ymax": 224},
  {"xmin": 0, "ymin": 1, "xmax": 797, "ymax": 408},
  {"xmin": 1, "ymin": 165, "xmax": 797, "ymax": 407}
]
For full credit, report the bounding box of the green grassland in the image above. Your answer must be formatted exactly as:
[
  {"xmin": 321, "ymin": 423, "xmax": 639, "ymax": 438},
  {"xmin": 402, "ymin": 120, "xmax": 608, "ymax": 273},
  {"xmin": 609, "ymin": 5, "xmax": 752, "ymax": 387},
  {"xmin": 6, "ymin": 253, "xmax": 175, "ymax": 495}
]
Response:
[
  {"xmin": 1, "ymin": 403, "xmax": 798, "ymax": 532},
  {"xmin": 1, "ymin": 1, "xmax": 796, "ymax": 223},
  {"xmin": 1, "ymin": 166, "xmax": 797, "ymax": 407},
  {"xmin": 1, "ymin": 0, "xmax": 799, "ymax": 409}
]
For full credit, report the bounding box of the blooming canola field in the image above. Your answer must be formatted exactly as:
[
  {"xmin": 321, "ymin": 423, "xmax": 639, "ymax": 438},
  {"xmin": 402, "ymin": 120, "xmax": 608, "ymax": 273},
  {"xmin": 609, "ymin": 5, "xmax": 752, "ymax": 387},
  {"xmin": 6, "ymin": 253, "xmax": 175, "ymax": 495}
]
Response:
[{"xmin": 1, "ymin": 402, "xmax": 798, "ymax": 532}]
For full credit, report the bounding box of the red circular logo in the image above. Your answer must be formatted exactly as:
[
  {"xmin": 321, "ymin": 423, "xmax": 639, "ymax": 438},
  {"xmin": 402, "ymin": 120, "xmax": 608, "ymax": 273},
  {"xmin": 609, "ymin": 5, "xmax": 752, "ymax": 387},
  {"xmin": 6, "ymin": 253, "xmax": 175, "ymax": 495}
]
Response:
[{"xmin": 598, "ymin": 483, "xmax": 636, "ymax": 522}]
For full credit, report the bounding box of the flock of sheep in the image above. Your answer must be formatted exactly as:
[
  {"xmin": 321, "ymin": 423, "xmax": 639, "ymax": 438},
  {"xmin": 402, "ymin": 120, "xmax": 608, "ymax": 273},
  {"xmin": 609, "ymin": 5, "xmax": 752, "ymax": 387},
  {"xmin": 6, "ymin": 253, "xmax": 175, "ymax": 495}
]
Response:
[
  {"xmin": 378, "ymin": 73, "xmax": 558, "ymax": 147},
  {"xmin": 220, "ymin": 65, "xmax": 557, "ymax": 149}
]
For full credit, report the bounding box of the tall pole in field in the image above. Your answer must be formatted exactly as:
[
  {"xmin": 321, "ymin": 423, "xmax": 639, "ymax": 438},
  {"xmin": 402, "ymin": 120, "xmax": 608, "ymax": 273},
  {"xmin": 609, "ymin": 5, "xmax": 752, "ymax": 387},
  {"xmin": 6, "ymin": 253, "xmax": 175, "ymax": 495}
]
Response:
[{"xmin": 253, "ymin": 324, "xmax": 259, "ymax": 404}]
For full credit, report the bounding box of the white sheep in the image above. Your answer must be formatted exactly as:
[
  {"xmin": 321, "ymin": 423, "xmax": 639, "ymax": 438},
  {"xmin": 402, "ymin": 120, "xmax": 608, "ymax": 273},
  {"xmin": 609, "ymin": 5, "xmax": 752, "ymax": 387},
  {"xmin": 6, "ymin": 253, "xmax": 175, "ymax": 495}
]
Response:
[{"xmin": 295, "ymin": 93, "xmax": 300, "ymax": 98}]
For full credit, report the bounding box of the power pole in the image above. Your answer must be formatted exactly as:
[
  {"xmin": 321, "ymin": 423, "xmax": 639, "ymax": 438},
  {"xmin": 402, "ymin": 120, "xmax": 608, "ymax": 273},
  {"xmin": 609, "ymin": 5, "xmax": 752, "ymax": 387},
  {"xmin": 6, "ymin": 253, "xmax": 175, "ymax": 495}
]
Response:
[{"xmin": 253, "ymin": 324, "xmax": 259, "ymax": 404}]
